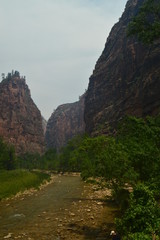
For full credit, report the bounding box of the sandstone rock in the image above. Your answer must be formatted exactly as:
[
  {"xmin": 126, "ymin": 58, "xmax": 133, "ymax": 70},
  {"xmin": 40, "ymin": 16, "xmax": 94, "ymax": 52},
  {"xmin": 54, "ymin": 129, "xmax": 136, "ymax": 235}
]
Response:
[
  {"xmin": 84, "ymin": 0, "xmax": 160, "ymax": 135},
  {"xmin": 46, "ymin": 94, "xmax": 85, "ymax": 150},
  {"xmin": 0, "ymin": 71, "xmax": 45, "ymax": 154}
]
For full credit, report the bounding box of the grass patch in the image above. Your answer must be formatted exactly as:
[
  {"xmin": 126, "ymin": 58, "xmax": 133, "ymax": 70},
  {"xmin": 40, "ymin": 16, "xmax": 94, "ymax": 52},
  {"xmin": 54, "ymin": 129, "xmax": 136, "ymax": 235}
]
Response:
[{"xmin": 0, "ymin": 170, "xmax": 50, "ymax": 200}]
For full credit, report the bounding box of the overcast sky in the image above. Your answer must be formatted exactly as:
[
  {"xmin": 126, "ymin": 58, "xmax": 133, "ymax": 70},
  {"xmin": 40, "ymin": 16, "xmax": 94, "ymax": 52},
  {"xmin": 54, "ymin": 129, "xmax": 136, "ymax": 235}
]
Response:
[{"xmin": 0, "ymin": 0, "xmax": 127, "ymax": 120}]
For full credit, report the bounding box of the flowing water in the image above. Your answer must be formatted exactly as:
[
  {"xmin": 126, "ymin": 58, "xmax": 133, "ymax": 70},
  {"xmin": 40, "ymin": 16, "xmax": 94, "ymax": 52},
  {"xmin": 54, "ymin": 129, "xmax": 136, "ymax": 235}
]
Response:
[
  {"xmin": 0, "ymin": 175, "xmax": 86, "ymax": 239},
  {"xmin": 0, "ymin": 175, "xmax": 116, "ymax": 240}
]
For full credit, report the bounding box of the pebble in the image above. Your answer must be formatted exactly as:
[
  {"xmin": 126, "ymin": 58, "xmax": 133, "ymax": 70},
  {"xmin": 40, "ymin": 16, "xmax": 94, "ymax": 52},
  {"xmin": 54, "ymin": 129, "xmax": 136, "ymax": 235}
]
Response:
[
  {"xmin": 4, "ymin": 233, "xmax": 12, "ymax": 239},
  {"xmin": 58, "ymin": 224, "xmax": 63, "ymax": 227},
  {"xmin": 97, "ymin": 202, "xmax": 103, "ymax": 205},
  {"xmin": 70, "ymin": 212, "xmax": 75, "ymax": 216}
]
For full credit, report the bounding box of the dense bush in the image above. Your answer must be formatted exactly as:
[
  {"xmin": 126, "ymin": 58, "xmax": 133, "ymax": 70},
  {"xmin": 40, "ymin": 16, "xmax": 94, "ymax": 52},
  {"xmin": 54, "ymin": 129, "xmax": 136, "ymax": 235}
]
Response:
[
  {"xmin": 59, "ymin": 115, "xmax": 160, "ymax": 197},
  {"xmin": 116, "ymin": 184, "xmax": 160, "ymax": 239},
  {"xmin": 17, "ymin": 149, "xmax": 58, "ymax": 171}
]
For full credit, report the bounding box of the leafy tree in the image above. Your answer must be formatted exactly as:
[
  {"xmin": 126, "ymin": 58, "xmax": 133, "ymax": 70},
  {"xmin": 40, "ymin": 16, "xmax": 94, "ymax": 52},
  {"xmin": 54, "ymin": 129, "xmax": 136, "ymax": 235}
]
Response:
[
  {"xmin": 0, "ymin": 138, "xmax": 16, "ymax": 170},
  {"xmin": 16, "ymin": 152, "xmax": 41, "ymax": 170},
  {"xmin": 116, "ymin": 184, "xmax": 160, "ymax": 239},
  {"xmin": 58, "ymin": 115, "xmax": 160, "ymax": 200},
  {"xmin": 127, "ymin": 0, "xmax": 160, "ymax": 44},
  {"xmin": 59, "ymin": 135, "xmax": 84, "ymax": 172},
  {"xmin": 41, "ymin": 148, "xmax": 58, "ymax": 170},
  {"xmin": 117, "ymin": 116, "xmax": 160, "ymax": 183},
  {"xmin": 64, "ymin": 134, "xmax": 137, "ymax": 200}
]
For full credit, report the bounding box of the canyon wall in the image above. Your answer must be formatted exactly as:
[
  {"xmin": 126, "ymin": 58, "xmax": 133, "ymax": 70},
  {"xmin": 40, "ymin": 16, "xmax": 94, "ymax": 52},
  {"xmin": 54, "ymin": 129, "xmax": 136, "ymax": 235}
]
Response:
[
  {"xmin": 45, "ymin": 94, "xmax": 85, "ymax": 150},
  {"xmin": 84, "ymin": 0, "xmax": 160, "ymax": 135},
  {"xmin": 0, "ymin": 72, "xmax": 45, "ymax": 154}
]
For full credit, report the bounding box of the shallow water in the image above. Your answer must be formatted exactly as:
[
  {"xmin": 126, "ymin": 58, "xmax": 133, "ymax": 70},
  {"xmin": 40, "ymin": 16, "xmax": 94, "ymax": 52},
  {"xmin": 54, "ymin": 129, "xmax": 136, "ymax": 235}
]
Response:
[{"xmin": 0, "ymin": 175, "xmax": 84, "ymax": 239}]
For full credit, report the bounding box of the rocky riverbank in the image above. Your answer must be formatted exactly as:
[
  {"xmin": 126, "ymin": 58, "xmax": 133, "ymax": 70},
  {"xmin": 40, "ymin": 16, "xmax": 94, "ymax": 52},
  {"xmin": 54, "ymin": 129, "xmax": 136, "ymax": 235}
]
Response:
[
  {"xmin": 0, "ymin": 175, "xmax": 118, "ymax": 240},
  {"xmin": 53, "ymin": 180, "xmax": 118, "ymax": 240}
]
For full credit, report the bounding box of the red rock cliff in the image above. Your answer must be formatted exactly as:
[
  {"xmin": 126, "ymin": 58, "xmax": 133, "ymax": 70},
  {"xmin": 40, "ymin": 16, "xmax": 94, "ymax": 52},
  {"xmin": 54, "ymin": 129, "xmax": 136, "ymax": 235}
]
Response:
[
  {"xmin": 0, "ymin": 72, "xmax": 45, "ymax": 154},
  {"xmin": 45, "ymin": 94, "xmax": 85, "ymax": 150},
  {"xmin": 84, "ymin": 0, "xmax": 160, "ymax": 135}
]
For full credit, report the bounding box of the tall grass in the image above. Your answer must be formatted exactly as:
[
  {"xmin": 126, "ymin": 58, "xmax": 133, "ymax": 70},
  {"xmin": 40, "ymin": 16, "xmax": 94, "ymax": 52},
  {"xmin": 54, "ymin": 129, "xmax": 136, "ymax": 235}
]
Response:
[{"xmin": 0, "ymin": 170, "xmax": 50, "ymax": 200}]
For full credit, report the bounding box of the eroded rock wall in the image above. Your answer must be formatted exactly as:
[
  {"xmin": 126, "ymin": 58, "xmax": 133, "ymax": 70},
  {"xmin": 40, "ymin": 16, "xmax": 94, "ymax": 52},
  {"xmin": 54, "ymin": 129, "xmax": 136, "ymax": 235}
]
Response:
[
  {"xmin": 84, "ymin": 0, "xmax": 160, "ymax": 135},
  {"xmin": 0, "ymin": 74, "xmax": 45, "ymax": 154},
  {"xmin": 45, "ymin": 94, "xmax": 85, "ymax": 150}
]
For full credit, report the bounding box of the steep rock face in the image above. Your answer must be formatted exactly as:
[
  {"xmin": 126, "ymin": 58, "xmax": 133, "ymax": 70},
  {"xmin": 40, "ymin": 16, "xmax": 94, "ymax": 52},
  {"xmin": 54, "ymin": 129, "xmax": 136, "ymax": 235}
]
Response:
[
  {"xmin": 45, "ymin": 94, "xmax": 85, "ymax": 150},
  {"xmin": 0, "ymin": 73, "xmax": 45, "ymax": 154},
  {"xmin": 42, "ymin": 116, "xmax": 47, "ymax": 135},
  {"xmin": 85, "ymin": 0, "xmax": 160, "ymax": 135}
]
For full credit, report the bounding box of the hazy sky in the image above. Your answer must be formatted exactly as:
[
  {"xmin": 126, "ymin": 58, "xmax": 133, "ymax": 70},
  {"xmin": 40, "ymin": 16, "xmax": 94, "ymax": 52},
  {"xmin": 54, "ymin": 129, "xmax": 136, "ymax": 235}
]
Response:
[{"xmin": 0, "ymin": 0, "xmax": 127, "ymax": 120}]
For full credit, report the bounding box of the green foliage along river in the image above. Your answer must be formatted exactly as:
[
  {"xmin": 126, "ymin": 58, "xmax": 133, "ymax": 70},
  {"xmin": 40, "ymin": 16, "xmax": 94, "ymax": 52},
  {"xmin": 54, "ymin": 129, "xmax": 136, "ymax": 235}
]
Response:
[
  {"xmin": 0, "ymin": 170, "xmax": 50, "ymax": 200},
  {"xmin": 0, "ymin": 115, "xmax": 160, "ymax": 239}
]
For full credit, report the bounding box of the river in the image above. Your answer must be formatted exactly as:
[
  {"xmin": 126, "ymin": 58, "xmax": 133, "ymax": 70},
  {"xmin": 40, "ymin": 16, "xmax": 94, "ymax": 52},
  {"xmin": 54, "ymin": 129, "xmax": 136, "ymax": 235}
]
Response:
[{"xmin": 0, "ymin": 175, "xmax": 115, "ymax": 240}]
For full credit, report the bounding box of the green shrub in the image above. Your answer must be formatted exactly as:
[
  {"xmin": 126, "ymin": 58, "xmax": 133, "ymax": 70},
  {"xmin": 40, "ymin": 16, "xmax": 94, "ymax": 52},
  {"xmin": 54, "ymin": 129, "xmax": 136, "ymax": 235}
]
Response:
[
  {"xmin": 116, "ymin": 184, "xmax": 160, "ymax": 238},
  {"xmin": 123, "ymin": 232, "xmax": 154, "ymax": 240}
]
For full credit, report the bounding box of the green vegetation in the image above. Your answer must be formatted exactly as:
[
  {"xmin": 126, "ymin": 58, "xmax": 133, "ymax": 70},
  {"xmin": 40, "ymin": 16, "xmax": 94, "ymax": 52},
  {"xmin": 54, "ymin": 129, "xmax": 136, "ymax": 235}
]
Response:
[
  {"xmin": 0, "ymin": 170, "xmax": 50, "ymax": 200},
  {"xmin": 0, "ymin": 138, "xmax": 16, "ymax": 170},
  {"xmin": 59, "ymin": 115, "xmax": 160, "ymax": 186},
  {"xmin": 127, "ymin": 0, "xmax": 160, "ymax": 44},
  {"xmin": 1, "ymin": 114, "xmax": 160, "ymax": 238},
  {"xmin": 57, "ymin": 115, "xmax": 160, "ymax": 239},
  {"xmin": 116, "ymin": 184, "xmax": 160, "ymax": 239},
  {"xmin": 16, "ymin": 149, "xmax": 59, "ymax": 171},
  {"xmin": 0, "ymin": 139, "xmax": 55, "ymax": 200}
]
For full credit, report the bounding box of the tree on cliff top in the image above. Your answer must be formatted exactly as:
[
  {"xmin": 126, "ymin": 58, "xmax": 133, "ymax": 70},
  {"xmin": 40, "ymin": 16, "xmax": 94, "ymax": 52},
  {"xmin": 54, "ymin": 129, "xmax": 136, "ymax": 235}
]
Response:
[{"xmin": 127, "ymin": 0, "xmax": 160, "ymax": 44}]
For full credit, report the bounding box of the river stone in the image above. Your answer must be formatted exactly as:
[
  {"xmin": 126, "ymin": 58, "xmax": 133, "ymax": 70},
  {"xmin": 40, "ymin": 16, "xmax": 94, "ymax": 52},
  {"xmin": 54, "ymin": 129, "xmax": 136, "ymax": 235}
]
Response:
[
  {"xmin": 70, "ymin": 212, "xmax": 75, "ymax": 216},
  {"xmin": 4, "ymin": 233, "xmax": 12, "ymax": 239},
  {"xmin": 9, "ymin": 213, "xmax": 25, "ymax": 219}
]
